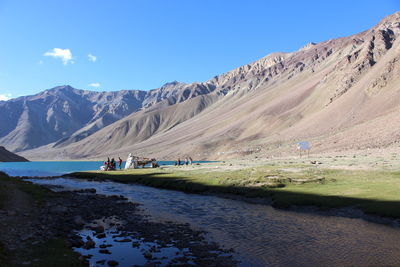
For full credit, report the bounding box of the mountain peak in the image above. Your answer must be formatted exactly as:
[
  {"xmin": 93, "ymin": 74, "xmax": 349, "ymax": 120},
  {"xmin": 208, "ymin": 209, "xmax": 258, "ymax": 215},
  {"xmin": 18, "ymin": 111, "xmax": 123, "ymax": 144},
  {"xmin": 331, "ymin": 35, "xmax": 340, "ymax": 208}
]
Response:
[
  {"xmin": 160, "ymin": 81, "xmax": 186, "ymax": 88},
  {"xmin": 374, "ymin": 11, "xmax": 400, "ymax": 32},
  {"xmin": 49, "ymin": 85, "xmax": 75, "ymax": 91},
  {"xmin": 299, "ymin": 42, "xmax": 317, "ymax": 51}
]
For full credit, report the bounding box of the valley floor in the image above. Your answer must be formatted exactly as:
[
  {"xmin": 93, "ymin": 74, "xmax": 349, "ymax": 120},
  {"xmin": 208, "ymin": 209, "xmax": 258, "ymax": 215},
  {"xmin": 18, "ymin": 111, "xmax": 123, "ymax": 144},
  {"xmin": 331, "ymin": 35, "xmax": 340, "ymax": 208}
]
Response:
[{"xmin": 67, "ymin": 150, "xmax": 400, "ymax": 219}]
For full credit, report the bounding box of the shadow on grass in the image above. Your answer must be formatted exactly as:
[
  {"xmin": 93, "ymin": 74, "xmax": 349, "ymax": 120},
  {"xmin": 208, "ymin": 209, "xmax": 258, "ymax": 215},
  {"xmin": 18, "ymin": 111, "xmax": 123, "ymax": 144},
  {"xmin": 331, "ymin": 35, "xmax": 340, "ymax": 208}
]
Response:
[{"xmin": 65, "ymin": 171, "xmax": 400, "ymax": 219}]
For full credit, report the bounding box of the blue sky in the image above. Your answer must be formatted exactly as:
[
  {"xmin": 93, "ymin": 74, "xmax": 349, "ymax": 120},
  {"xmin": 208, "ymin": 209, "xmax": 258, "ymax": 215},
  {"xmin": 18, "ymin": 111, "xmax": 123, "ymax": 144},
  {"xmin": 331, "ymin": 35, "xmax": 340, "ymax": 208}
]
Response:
[{"xmin": 0, "ymin": 0, "xmax": 399, "ymax": 99}]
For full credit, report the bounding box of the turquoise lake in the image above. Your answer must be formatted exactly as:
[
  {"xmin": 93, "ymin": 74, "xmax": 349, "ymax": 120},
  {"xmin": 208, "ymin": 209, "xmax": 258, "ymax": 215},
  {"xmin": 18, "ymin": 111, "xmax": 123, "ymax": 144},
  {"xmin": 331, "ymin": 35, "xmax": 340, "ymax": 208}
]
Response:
[{"xmin": 0, "ymin": 160, "xmax": 201, "ymax": 177}]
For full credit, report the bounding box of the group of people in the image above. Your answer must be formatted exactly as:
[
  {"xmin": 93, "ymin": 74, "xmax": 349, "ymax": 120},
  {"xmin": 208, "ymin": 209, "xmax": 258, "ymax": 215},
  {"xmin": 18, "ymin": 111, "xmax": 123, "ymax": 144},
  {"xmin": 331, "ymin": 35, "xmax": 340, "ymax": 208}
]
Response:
[
  {"xmin": 101, "ymin": 155, "xmax": 193, "ymax": 171},
  {"xmin": 102, "ymin": 157, "xmax": 123, "ymax": 171},
  {"xmin": 175, "ymin": 157, "xmax": 193, "ymax": 166}
]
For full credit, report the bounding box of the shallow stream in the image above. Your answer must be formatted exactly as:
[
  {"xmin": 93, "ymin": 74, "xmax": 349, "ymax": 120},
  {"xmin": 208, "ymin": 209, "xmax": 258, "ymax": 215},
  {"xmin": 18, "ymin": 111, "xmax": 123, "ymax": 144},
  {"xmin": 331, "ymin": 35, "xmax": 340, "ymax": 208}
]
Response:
[{"xmin": 28, "ymin": 177, "xmax": 400, "ymax": 266}]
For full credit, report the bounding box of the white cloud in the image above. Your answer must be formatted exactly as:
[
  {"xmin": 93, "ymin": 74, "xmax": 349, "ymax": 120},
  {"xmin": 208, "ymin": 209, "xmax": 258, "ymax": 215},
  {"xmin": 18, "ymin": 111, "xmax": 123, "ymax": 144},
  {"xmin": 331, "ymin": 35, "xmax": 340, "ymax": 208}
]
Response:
[
  {"xmin": 88, "ymin": 53, "xmax": 97, "ymax": 62},
  {"xmin": 0, "ymin": 93, "xmax": 11, "ymax": 101},
  {"xmin": 88, "ymin": 83, "xmax": 101, "ymax": 88},
  {"xmin": 44, "ymin": 48, "xmax": 73, "ymax": 65},
  {"xmin": 38, "ymin": 60, "xmax": 44, "ymax": 65}
]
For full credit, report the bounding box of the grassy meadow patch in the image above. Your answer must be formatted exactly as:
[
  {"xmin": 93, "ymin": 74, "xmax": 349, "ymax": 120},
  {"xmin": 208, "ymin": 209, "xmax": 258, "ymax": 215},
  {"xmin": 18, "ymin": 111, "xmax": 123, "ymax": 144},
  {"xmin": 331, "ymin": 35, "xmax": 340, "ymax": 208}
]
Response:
[{"xmin": 67, "ymin": 163, "xmax": 400, "ymax": 218}]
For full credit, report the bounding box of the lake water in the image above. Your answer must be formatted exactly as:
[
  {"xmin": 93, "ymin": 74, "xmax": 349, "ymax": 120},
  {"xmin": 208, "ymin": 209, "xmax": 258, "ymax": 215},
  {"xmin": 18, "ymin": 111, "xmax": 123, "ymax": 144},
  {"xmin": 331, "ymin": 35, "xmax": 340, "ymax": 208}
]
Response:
[{"xmin": 0, "ymin": 160, "xmax": 204, "ymax": 177}]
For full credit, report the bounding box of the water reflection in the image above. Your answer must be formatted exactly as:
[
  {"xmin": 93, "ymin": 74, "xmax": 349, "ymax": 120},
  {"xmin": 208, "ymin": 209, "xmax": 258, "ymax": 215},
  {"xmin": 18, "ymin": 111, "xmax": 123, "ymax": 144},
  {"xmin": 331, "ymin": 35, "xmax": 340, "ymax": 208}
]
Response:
[{"xmin": 75, "ymin": 229, "xmax": 191, "ymax": 267}]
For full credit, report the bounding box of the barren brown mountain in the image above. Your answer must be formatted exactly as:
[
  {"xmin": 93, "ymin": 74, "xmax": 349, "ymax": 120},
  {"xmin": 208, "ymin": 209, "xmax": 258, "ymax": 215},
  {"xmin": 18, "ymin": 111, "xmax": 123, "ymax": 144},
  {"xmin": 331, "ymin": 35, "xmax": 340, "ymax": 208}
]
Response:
[{"xmin": 22, "ymin": 12, "xmax": 400, "ymax": 160}]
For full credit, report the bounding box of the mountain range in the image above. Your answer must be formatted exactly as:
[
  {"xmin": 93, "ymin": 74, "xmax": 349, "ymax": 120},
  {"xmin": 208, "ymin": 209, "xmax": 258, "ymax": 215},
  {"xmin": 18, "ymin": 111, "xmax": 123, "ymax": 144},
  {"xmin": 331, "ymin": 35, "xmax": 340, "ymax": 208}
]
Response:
[{"xmin": 2, "ymin": 12, "xmax": 400, "ymax": 160}]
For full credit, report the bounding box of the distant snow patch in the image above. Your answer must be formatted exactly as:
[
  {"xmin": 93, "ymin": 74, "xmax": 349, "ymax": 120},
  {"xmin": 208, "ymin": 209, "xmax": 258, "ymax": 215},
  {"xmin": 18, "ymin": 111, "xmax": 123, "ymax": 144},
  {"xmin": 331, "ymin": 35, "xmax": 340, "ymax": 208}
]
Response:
[{"xmin": 0, "ymin": 93, "xmax": 11, "ymax": 101}]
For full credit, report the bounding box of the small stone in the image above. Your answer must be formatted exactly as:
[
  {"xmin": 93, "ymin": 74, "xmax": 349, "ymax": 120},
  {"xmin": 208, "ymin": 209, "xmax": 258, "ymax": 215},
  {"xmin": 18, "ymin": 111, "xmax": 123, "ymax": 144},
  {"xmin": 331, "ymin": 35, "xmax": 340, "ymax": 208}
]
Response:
[
  {"xmin": 144, "ymin": 252, "xmax": 153, "ymax": 259},
  {"xmin": 20, "ymin": 234, "xmax": 33, "ymax": 241},
  {"xmin": 95, "ymin": 225, "xmax": 105, "ymax": 233},
  {"xmin": 7, "ymin": 210, "xmax": 17, "ymax": 216},
  {"xmin": 115, "ymin": 238, "xmax": 131, "ymax": 242},
  {"xmin": 85, "ymin": 240, "xmax": 95, "ymax": 249},
  {"xmin": 96, "ymin": 233, "xmax": 106, "ymax": 239},
  {"xmin": 73, "ymin": 216, "xmax": 85, "ymax": 226},
  {"xmin": 108, "ymin": 260, "xmax": 119, "ymax": 266},
  {"xmin": 50, "ymin": 205, "xmax": 68, "ymax": 213},
  {"xmin": 99, "ymin": 249, "xmax": 111, "ymax": 254},
  {"xmin": 78, "ymin": 255, "xmax": 87, "ymax": 263},
  {"xmin": 71, "ymin": 239, "xmax": 84, "ymax": 248}
]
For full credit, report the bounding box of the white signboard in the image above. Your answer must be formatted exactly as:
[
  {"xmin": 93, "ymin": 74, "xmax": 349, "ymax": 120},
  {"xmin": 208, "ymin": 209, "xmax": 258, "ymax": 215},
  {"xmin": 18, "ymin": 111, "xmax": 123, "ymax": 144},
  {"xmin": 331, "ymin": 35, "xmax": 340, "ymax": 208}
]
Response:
[
  {"xmin": 297, "ymin": 141, "xmax": 310, "ymax": 157},
  {"xmin": 297, "ymin": 141, "xmax": 310, "ymax": 150}
]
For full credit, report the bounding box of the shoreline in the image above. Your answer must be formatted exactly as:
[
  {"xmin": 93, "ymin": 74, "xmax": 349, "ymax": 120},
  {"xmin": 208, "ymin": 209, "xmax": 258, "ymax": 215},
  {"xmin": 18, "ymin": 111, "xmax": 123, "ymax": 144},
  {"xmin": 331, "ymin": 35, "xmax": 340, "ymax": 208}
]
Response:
[
  {"xmin": 18, "ymin": 173, "xmax": 400, "ymax": 228},
  {"xmin": 62, "ymin": 159, "xmax": 400, "ymax": 220},
  {"xmin": 59, "ymin": 174, "xmax": 400, "ymax": 228}
]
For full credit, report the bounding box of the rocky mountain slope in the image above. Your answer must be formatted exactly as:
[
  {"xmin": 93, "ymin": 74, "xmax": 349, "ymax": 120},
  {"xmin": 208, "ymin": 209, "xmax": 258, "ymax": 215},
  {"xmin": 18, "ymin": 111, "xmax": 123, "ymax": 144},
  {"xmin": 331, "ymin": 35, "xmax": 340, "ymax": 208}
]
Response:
[
  {"xmin": 0, "ymin": 81, "xmax": 203, "ymax": 151},
  {"xmin": 0, "ymin": 85, "xmax": 146, "ymax": 151},
  {"xmin": 14, "ymin": 12, "xmax": 400, "ymax": 160},
  {"xmin": 0, "ymin": 146, "xmax": 28, "ymax": 162}
]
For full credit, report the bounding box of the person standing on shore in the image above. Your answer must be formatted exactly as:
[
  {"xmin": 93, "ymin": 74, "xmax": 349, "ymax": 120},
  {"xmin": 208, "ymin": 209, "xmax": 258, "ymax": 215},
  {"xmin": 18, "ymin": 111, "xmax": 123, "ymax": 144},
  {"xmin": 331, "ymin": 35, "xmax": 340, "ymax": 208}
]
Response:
[
  {"xmin": 178, "ymin": 158, "xmax": 181, "ymax": 166},
  {"xmin": 118, "ymin": 157, "xmax": 123, "ymax": 170},
  {"xmin": 110, "ymin": 158, "xmax": 116, "ymax": 170},
  {"xmin": 189, "ymin": 157, "xmax": 193, "ymax": 165},
  {"xmin": 106, "ymin": 157, "xmax": 111, "ymax": 171}
]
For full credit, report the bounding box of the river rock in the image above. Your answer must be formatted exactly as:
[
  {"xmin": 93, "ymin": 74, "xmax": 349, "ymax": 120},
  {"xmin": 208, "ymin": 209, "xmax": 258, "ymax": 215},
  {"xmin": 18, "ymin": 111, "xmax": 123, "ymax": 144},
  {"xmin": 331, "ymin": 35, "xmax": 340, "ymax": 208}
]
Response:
[
  {"xmin": 96, "ymin": 233, "xmax": 106, "ymax": 239},
  {"xmin": 78, "ymin": 255, "xmax": 88, "ymax": 264},
  {"xmin": 7, "ymin": 210, "xmax": 17, "ymax": 216},
  {"xmin": 115, "ymin": 238, "xmax": 131, "ymax": 242},
  {"xmin": 20, "ymin": 233, "xmax": 34, "ymax": 241},
  {"xmin": 71, "ymin": 239, "xmax": 84, "ymax": 248},
  {"xmin": 50, "ymin": 205, "xmax": 68, "ymax": 213},
  {"xmin": 73, "ymin": 215, "xmax": 85, "ymax": 226},
  {"xmin": 85, "ymin": 240, "xmax": 95, "ymax": 249},
  {"xmin": 99, "ymin": 244, "xmax": 112, "ymax": 248},
  {"xmin": 95, "ymin": 225, "xmax": 105, "ymax": 233},
  {"xmin": 107, "ymin": 260, "xmax": 119, "ymax": 266},
  {"xmin": 99, "ymin": 249, "xmax": 111, "ymax": 254},
  {"xmin": 144, "ymin": 251, "xmax": 153, "ymax": 259}
]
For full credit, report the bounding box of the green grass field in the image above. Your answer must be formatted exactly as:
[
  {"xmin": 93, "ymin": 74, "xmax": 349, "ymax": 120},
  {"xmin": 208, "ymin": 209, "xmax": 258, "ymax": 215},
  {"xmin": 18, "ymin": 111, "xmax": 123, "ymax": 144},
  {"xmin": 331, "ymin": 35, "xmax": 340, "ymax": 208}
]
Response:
[{"xmin": 67, "ymin": 163, "xmax": 400, "ymax": 218}]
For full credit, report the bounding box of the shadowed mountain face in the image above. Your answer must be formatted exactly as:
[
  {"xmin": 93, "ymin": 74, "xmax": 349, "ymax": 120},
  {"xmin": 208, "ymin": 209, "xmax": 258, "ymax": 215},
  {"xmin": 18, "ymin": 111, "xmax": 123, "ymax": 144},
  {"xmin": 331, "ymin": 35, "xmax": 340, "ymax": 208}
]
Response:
[
  {"xmin": 7, "ymin": 12, "xmax": 400, "ymax": 160},
  {"xmin": 0, "ymin": 146, "xmax": 28, "ymax": 162}
]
